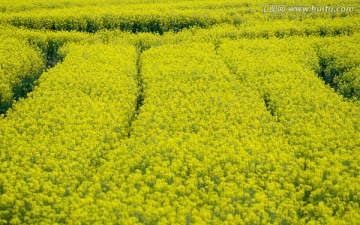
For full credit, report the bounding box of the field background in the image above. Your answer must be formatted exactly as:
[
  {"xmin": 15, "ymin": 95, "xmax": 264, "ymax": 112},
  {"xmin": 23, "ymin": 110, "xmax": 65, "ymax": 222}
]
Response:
[{"xmin": 0, "ymin": 0, "xmax": 359, "ymax": 224}]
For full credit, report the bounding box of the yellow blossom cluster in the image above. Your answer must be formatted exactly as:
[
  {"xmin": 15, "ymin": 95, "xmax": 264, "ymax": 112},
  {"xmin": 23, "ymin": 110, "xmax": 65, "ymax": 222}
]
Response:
[
  {"xmin": 0, "ymin": 43, "xmax": 139, "ymax": 224},
  {"xmin": 313, "ymin": 34, "xmax": 360, "ymax": 100},
  {"xmin": 0, "ymin": 36, "xmax": 44, "ymax": 114},
  {"xmin": 93, "ymin": 43, "xmax": 304, "ymax": 224},
  {"xmin": 0, "ymin": 0, "xmax": 358, "ymax": 33},
  {"xmin": 218, "ymin": 37, "xmax": 360, "ymax": 224}
]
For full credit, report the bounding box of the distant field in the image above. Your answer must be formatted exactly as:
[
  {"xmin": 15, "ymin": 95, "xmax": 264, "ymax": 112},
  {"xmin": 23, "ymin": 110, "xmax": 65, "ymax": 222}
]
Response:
[{"xmin": 0, "ymin": 0, "xmax": 359, "ymax": 224}]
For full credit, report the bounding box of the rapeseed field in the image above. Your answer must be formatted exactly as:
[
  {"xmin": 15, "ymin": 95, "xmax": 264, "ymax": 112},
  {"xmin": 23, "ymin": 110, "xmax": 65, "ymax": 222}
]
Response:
[{"xmin": 0, "ymin": 0, "xmax": 359, "ymax": 224}]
